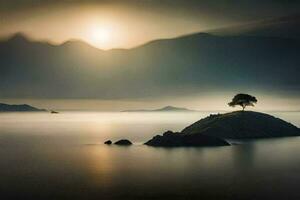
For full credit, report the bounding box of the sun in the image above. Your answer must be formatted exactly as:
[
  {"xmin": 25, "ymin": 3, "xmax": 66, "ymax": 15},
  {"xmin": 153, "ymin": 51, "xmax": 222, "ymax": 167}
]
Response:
[{"xmin": 90, "ymin": 27, "xmax": 111, "ymax": 44}]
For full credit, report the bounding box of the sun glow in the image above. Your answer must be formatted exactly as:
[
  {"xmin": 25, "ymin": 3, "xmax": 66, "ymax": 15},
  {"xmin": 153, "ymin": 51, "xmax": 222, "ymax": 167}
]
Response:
[
  {"xmin": 90, "ymin": 27, "xmax": 111, "ymax": 44},
  {"xmin": 84, "ymin": 23, "xmax": 115, "ymax": 49}
]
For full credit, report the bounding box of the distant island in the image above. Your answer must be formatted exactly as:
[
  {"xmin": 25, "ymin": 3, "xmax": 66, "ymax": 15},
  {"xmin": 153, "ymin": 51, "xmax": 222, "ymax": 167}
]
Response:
[
  {"xmin": 145, "ymin": 111, "xmax": 300, "ymax": 147},
  {"xmin": 122, "ymin": 106, "xmax": 197, "ymax": 112},
  {"xmin": 0, "ymin": 103, "xmax": 46, "ymax": 112}
]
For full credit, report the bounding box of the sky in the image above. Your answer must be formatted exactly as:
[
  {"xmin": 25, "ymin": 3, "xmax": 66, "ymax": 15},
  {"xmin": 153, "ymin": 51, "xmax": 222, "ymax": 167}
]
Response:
[
  {"xmin": 0, "ymin": 0, "xmax": 300, "ymax": 111},
  {"xmin": 1, "ymin": 0, "xmax": 300, "ymax": 49}
]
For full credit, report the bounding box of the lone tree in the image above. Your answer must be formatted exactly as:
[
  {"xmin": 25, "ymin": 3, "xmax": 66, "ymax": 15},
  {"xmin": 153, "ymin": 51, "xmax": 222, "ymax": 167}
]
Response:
[{"xmin": 228, "ymin": 93, "xmax": 258, "ymax": 111}]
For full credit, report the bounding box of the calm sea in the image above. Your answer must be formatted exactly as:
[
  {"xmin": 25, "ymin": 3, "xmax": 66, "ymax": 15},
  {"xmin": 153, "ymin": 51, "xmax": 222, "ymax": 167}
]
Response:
[{"xmin": 0, "ymin": 111, "xmax": 300, "ymax": 199}]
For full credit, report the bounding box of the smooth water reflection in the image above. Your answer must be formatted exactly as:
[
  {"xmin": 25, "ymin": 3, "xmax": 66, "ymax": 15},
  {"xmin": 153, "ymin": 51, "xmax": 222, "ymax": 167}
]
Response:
[{"xmin": 0, "ymin": 111, "xmax": 300, "ymax": 199}]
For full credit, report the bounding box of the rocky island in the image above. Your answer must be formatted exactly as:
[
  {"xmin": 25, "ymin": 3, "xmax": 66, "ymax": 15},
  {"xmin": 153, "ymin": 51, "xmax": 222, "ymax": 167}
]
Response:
[
  {"xmin": 0, "ymin": 103, "xmax": 46, "ymax": 112},
  {"xmin": 114, "ymin": 139, "xmax": 133, "ymax": 146},
  {"xmin": 145, "ymin": 130, "xmax": 230, "ymax": 147},
  {"xmin": 145, "ymin": 111, "xmax": 300, "ymax": 147}
]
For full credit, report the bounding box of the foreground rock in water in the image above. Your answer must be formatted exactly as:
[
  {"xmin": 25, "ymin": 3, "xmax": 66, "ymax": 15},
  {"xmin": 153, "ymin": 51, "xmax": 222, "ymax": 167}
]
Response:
[
  {"xmin": 182, "ymin": 111, "xmax": 300, "ymax": 139},
  {"xmin": 145, "ymin": 111, "xmax": 300, "ymax": 147},
  {"xmin": 145, "ymin": 131, "xmax": 230, "ymax": 147},
  {"xmin": 104, "ymin": 140, "xmax": 112, "ymax": 145},
  {"xmin": 114, "ymin": 139, "xmax": 132, "ymax": 146}
]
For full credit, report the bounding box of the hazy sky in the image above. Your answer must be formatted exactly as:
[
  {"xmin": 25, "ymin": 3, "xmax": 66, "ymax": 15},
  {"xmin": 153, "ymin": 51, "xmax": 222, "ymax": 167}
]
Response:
[
  {"xmin": 1, "ymin": 0, "xmax": 300, "ymax": 49},
  {"xmin": 2, "ymin": 92, "xmax": 300, "ymax": 111},
  {"xmin": 0, "ymin": 0, "xmax": 300, "ymax": 111}
]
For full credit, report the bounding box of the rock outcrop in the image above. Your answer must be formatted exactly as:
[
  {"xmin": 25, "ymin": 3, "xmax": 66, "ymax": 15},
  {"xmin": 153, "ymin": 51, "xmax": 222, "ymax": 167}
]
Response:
[
  {"xmin": 114, "ymin": 139, "xmax": 132, "ymax": 146},
  {"xmin": 145, "ymin": 130, "xmax": 229, "ymax": 147},
  {"xmin": 104, "ymin": 140, "xmax": 112, "ymax": 145}
]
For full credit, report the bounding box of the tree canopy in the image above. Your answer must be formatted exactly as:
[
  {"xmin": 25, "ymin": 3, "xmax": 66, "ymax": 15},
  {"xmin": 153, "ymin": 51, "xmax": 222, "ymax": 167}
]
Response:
[{"xmin": 228, "ymin": 94, "xmax": 258, "ymax": 111}]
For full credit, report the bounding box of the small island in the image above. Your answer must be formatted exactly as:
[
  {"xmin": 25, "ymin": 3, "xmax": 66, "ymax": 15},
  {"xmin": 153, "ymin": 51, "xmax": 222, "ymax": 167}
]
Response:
[
  {"xmin": 104, "ymin": 139, "xmax": 132, "ymax": 146},
  {"xmin": 0, "ymin": 103, "xmax": 46, "ymax": 112},
  {"xmin": 122, "ymin": 105, "xmax": 196, "ymax": 112},
  {"xmin": 145, "ymin": 94, "xmax": 300, "ymax": 147}
]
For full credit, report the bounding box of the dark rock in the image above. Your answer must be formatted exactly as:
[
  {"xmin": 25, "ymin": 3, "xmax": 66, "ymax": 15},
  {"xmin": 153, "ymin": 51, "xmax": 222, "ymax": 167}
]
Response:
[
  {"xmin": 145, "ymin": 131, "xmax": 229, "ymax": 147},
  {"xmin": 114, "ymin": 139, "xmax": 132, "ymax": 146},
  {"xmin": 104, "ymin": 140, "xmax": 112, "ymax": 145}
]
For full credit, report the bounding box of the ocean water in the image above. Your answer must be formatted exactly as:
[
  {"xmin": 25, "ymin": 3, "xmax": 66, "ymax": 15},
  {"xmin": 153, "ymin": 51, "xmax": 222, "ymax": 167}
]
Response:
[{"xmin": 0, "ymin": 111, "xmax": 300, "ymax": 199}]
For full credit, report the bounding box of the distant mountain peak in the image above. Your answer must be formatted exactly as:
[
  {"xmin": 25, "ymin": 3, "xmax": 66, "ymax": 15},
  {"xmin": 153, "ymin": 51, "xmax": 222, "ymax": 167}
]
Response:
[
  {"xmin": 60, "ymin": 39, "xmax": 104, "ymax": 51},
  {"xmin": 61, "ymin": 39, "xmax": 85, "ymax": 46},
  {"xmin": 8, "ymin": 32, "xmax": 30, "ymax": 42},
  {"xmin": 182, "ymin": 32, "xmax": 214, "ymax": 38},
  {"xmin": 157, "ymin": 106, "xmax": 191, "ymax": 111}
]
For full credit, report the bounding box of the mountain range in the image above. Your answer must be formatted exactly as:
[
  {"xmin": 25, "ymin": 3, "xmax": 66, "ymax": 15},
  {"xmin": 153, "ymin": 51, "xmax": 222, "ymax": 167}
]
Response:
[{"xmin": 0, "ymin": 15, "xmax": 299, "ymax": 99}]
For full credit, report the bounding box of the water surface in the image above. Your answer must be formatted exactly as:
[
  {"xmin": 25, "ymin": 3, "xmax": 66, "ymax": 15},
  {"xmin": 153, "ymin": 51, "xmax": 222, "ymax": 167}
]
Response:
[{"xmin": 0, "ymin": 111, "xmax": 300, "ymax": 199}]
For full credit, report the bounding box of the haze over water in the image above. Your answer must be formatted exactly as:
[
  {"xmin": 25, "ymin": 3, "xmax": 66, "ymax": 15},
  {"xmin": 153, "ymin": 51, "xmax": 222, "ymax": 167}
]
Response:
[{"xmin": 1, "ymin": 111, "xmax": 300, "ymax": 199}]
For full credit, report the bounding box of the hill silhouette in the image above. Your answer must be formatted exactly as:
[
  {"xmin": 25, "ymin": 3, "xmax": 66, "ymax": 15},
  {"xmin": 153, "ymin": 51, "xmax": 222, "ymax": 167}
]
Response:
[
  {"xmin": 0, "ymin": 103, "xmax": 46, "ymax": 112},
  {"xmin": 122, "ymin": 106, "xmax": 195, "ymax": 112},
  {"xmin": 0, "ymin": 15, "xmax": 300, "ymax": 99},
  {"xmin": 145, "ymin": 111, "xmax": 300, "ymax": 147},
  {"xmin": 182, "ymin": 111, "xmax": 300, "ymax": 139}
]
